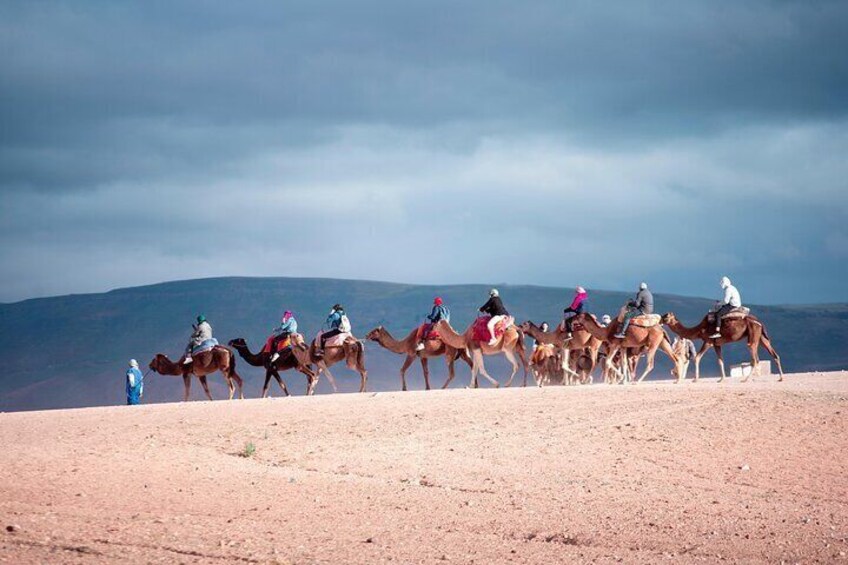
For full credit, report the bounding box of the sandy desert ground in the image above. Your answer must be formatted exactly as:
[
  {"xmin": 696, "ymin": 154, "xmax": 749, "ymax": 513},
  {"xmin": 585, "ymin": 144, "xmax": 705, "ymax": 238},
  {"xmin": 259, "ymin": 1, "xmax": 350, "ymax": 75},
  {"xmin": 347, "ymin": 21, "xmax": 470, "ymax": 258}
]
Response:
[{"xmin": 1, "ymin": 371, "xmax": 847, "ymax": 564}]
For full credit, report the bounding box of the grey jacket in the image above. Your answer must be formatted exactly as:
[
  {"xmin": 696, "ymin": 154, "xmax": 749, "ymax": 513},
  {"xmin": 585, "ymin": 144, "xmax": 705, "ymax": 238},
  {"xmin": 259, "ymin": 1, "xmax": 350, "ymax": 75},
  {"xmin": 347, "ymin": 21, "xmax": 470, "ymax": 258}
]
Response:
[
  {"xmin": 190, "ymin": 321, "xmax": 213, "ymax": 346},
  {"xmin": 633, "ymin": 289, "xmax": 654, "ymax": 314}
]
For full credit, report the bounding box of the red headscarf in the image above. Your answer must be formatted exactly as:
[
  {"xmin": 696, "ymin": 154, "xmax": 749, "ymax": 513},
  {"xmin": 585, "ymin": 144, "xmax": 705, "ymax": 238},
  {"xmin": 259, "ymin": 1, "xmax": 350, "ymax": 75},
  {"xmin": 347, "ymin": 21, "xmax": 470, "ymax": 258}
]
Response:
[{"xmin": 434, "ymin": 297, "xmax": 443, "ymax": 305}]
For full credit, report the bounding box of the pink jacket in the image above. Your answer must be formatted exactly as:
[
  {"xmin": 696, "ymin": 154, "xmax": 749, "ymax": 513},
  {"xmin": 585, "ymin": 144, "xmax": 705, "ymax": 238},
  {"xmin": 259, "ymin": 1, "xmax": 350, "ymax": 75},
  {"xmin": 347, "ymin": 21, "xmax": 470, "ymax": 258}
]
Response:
[{"xmin": 570, "ymin": 292, "xmax": 588, "ymax": 310}]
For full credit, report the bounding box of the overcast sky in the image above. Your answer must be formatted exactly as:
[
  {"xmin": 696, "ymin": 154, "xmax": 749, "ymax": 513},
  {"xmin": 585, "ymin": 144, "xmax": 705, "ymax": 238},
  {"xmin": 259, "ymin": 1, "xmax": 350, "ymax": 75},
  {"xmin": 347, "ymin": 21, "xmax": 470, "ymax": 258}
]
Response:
[{"xmin": 1, "ymin": 0, "xmax": 847, "ymax": 304}]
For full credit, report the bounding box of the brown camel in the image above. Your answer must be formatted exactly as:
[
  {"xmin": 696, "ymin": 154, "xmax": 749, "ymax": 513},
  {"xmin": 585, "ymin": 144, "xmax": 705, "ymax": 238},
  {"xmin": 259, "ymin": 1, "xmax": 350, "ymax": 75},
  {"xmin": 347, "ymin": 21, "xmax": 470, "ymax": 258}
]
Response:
[
  {"xmin": 307, "ymin": 334, "xmax": 368, "ymax": 393},
  {"xmin": 572, "ymin": 312, "xmax": 682, "ymax": 384},
  {"xmin": 228, "ymin": 337, "xmax": 316, "ymax": 397},
  {"xmin": 434, "ymin": 319, "xmax": 529, "ymax": 388},
  {"xmin": 519, "ymin": 321, "xmax": 602, "ymax": 385},
  {"xmin": 661, "ymin": 312, "xmax": 784, "ymax": 383},
  {"xmin": 148, "ymin": 346, "xmax": 244, "ymax": 401},
  {"xmin": 365, "ymin": 326, "xmax": 473, "ymax": 391}
]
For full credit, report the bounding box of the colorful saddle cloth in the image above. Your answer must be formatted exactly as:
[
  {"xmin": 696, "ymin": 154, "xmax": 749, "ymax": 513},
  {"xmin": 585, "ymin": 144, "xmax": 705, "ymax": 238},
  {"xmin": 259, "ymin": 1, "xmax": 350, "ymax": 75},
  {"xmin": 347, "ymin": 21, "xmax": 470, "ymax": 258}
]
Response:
[
  {"xmin": 416, "ymin": 323, "xmax": 441, "ymax": 341},
  {"xmin": 628, "ymin": 314, "xmax": 662, "ymax": 328},
  {"xmin": 191, "ymin": 338, "xmax": 219, "ymax": 355},
  {"xmin": 471, "ymin": 315, "xmax": 515, "ymax": 342},
  {"xmin": 262, "ymin": 334, "xmax": 293, "ymax": 354}
]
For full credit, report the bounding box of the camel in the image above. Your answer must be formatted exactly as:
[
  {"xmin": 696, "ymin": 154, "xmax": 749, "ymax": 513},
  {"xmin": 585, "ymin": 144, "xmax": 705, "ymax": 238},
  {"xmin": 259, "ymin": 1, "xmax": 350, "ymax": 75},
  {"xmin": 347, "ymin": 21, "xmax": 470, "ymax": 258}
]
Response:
[
  {"xmin": 365, "ymin": 326, "xmax": 473, "ymax": 391},
  {"xmin": 148, "ymin": 346, "xmax": 244, "ymax": 401},
  {"xmin": 228, "ymin": 337, "xmax": 316, "ymax": 397},
  {"xmin": 670, "ymin": 337, "xmax": 696, "ymax": 381},
  {"xmin": 528, "ymin": 343, "xmax": 561, "ymax": 386},
  {"xmin": 661, "ymin": 312, "xmax": 784, "ymax": 383},
  {"xmin": 434, "ymin": 319, "xmax": 529, "ymax": 388},
  {"xmin": 519, "ymin": 321, "xmax": 602, "ymax": 385},
  {"xmin": 306, "ymin": 333, "xmax": 368, "ymax": 393},
  {"xmin": 572, "ymin": 312, "xmax": 682, "ymax": 384}
]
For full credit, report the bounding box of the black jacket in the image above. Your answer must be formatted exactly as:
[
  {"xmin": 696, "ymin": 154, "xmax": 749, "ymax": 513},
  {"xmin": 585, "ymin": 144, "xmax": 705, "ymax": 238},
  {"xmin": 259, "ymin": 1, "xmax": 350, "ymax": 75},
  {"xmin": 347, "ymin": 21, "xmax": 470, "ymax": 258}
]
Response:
[{"xmin": 479, "ymin": 296, "xmax": 509, "ymax": 317}]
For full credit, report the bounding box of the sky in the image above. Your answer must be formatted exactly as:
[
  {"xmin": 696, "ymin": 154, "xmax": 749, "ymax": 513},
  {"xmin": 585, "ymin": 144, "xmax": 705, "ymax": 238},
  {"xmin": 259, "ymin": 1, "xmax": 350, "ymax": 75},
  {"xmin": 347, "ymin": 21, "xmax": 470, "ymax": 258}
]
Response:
[{"xmin": 1, "ymin": 1, "xmax": 847, "ymax": 305}]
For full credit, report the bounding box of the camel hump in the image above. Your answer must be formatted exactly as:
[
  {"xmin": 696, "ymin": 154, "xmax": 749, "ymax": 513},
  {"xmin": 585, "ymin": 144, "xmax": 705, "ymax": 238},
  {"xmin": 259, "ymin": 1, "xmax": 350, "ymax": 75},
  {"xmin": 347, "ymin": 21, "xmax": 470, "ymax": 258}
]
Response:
[{"xmin": 628, "ymin": 314, "xmax": 662, "ymax": 328}]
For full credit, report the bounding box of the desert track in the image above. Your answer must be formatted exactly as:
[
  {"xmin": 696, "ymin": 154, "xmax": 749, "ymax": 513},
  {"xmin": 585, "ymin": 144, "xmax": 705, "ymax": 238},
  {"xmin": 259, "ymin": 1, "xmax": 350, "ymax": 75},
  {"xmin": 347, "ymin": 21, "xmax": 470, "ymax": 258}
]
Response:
[{"xmin": 2, "ymin": 372, "xmax": 847, "ymax": 563}]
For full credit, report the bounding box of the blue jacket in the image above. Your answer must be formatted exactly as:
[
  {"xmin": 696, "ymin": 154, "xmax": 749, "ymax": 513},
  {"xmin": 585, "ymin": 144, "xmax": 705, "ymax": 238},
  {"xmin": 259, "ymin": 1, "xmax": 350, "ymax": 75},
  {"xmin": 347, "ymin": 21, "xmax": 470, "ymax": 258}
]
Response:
[
  {"xmin": 126, "ymin": 367, "xmax": 143, "ymax": 402},
  {"xmin": 274, "ymin": 317, "xmax": 298, "ymax": 335},
  {"xmin": 325, "ymin": 310, "xmax": 344, "ymax": 330},
  {"xmin": 427, "ymin": 304, "xmax": 450, "ymax": 323}
]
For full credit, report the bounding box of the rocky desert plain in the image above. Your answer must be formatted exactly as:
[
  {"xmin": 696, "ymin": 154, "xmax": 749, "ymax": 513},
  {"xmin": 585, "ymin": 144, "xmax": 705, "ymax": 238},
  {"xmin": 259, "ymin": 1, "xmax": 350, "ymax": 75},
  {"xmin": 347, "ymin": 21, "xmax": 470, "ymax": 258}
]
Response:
[{"xmin": 2, "ymin": 371, "xmax": 847, "ymax": 564}]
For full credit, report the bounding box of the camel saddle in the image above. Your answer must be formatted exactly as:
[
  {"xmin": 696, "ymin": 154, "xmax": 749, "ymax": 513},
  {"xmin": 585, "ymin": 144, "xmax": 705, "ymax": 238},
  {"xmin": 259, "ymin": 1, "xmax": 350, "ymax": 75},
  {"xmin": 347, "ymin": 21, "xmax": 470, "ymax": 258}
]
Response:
[
  {"xmin": 191, "ymin": 338, "xmax": 219, "ymax": 355},
  {"xmin": 416, "ymin": 323, "xmax": 441, "ymax": 341},
  {"xmin": 627, "ymin": 314, "xmax": 662, "ymax": 328},
  {"xmin": 471, "ymin": 315, "xmax": 515, "ymax": 342},
  {"xmin": 708, "ymin": 306, "xmax": 750, "ymax": 323},
  {"xmin": 262, "ymin": 334, "xmax": 296, "ymax": 354},
  {"xmin": 313, "ymin": 331, "xmax": 353, "ymax": 348}
]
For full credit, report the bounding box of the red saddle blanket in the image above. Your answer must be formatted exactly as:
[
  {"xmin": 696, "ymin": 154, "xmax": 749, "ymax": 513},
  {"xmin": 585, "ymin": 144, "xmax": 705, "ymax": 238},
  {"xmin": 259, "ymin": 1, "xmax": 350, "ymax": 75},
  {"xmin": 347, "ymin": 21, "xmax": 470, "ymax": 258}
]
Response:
[
  {"xmin": 471, "ymin": 316, "xmax": 514, "ymax": 342},
  {"xmin": 416, "ymin": 323, "xmax": 441, "ymax": 341},
  {"xmin": 262, "ymin": 335, "xmax": 292, "ymax": 354}
]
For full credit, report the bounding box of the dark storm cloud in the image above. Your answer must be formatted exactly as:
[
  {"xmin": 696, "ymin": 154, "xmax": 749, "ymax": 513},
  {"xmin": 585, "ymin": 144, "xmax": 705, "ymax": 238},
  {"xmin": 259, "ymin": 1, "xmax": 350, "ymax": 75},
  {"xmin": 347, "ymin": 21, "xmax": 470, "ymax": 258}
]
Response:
[{"xmin": 1, "ymin": 0, "xmax": 847, "ymax": 303}]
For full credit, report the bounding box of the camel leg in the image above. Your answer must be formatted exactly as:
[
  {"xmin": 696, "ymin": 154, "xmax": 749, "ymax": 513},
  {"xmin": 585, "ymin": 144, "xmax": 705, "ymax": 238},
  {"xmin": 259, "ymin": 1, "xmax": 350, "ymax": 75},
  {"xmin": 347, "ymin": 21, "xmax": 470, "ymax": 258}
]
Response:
[
  {"xmin": 421, "ymin": 357, "xmax": 431, "ymax": 391},
  {"xmin": 320, "ymin": 363, "xmax": 339, "ymax": 393},
  {"xmin": 274, "ymin": 371, "xmax": 290, "ymax": 396},
  {"xmin": 693, "ymin": 341, "xmax": 713, "ymax": 382},
  {"xmin": 503, "ymin": 349, "xmax": 520, "ymax": 387},
  {"xmin": 442, "ymin": 354, "xmax": 457, "ymax": 389},
  {"xmin": 714, "ymin": 345, "xmax": 727, "ymax": 383},
  {"xmin": 358, "ymin": 369, "xmax": 367, "ymax": 393},
  {"xmin": 182, "ymin": 374, "xmax": 191, "ymax": 401},
  {"xmin": 198, "ymin": 375, "xmax": 213, "ymax": 401},
  {"xmin": 658, "ymin": 339, "xmax": 681, "ymax": 383},
  {"xmin": 636, "ymin": 349, "xmax": 658, "ymax": 383},
  {"xmin": 473, "ymin": 351, "xmax": 499, "ymax": 388},
  {"xmin": 605, "ymin": 348, "xmax": 625, "ymax": 384},
  {"xmin": 399, "ymin": 355, "xmax": 415, "ymax": 392},
  {"xmin": 759, "ymin": 335, "xmax": 785, "ymax": 382},
  {"xmin": 230, "ymin": 370, "xmax": 244, "ymax": 400},
  {"xmin": 743, "ymin": 340, "xmax": 760, "ymax": 383},
  {"xmin": 261, "ymin": 372, "xmax": 272, "ymax": 398}
]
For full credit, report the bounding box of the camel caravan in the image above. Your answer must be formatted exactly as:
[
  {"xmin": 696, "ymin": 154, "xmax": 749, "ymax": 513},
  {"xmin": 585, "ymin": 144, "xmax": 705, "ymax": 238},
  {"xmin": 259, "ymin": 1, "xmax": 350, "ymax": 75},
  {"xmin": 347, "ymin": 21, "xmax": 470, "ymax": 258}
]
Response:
[{"xmin": 147, "ymin": 277, "xmax": 784, "ymax": 401}]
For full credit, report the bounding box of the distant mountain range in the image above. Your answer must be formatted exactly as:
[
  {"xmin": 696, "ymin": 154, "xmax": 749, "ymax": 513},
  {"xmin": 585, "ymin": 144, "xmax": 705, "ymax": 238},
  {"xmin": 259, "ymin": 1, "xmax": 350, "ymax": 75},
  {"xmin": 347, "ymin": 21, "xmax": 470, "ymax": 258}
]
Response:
[{"xmin": 1, "ymin": 277, "xmax": 845, "ymax": 412}]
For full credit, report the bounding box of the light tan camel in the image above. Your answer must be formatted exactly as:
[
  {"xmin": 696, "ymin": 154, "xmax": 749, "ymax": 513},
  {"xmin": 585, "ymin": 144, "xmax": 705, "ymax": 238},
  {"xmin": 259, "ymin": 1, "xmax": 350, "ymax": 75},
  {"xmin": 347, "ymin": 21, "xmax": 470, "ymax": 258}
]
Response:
[
  {"xmin": 365, "ymin": 326, "xmax": 472, "ymax": 391},
  {"xmin": 572, "ymin": 312, "xmax": 682, "ymax": 384},
  {"xmin": 148, "ymin": 346, "xmax": 244, "ymax": 401},
  {"xmin": 528, "ymin": 343, "xmax": 561, "ymax": 386},
  {"xmin": 306, "ymin": 333, "xmax": 368, "ymax": 394},
  {"xmin": 670, "ymin": 337, "xmax": 696, "ymax": 381},
  {"xmin": 434, "ymin": 319, "xmax": 529, "ymax": 388},
  {"xmin": 519, "ymin": 321, "xmax": 602, "ymax": 385},
  {"xmin": 661, "ymin": 312, "xmax": 784, "ymax": 383}
]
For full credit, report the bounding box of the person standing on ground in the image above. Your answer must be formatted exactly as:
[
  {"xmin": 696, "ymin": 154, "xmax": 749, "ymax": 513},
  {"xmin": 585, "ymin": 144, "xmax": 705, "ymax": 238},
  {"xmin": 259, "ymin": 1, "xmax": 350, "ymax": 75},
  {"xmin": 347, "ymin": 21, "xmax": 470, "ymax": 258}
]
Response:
[{"xmin": 126, "ymin": 359, "xmax": 143, "ymax": 405}]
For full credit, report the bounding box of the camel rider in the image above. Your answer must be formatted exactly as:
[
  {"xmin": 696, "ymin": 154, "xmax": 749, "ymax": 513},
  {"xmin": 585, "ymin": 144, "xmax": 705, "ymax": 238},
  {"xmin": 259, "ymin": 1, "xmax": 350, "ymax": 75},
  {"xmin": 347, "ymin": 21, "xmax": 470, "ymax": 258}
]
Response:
[
  {"xmin": 125, "ymin": 359, "xmax": 143, "ymax": 406},
  {"xmin": 673, "ymin": 337, "xmax": 698, "ymax": 361},
  {"xmin": 184, "ymin": 314, "xmax": 213, "ymax": 364},
  {"xmin": 614, "ymin": 282, "xmax": 654, "ymax": 339},
  {"xmin": 710, "ymin": 276, "xmax": 742, "ymax": 338},
  {"xmin": 532, "ymin": 322, "xmax": 550, "ymax": 351},
  {"xmin": 269, "ymin": 310, "xmax": 298, "ymax": 363},
  {"xmin": 599, "ymin": 314, "xmax": 612, "ymax": 328},
  {"xmin": 479, "ymin": 288, "xmax": 509, "ymax": 346},
  {"xmin": 562, "ymin": 286, "xmax": 588, "ymax": 339},
  {"xmin": 316, "ymin": 304, "xmax": 351, "ymax": 358},
  {"xmin": 416, "ymin": 297, "xmax": 450, "ymax": 351}
]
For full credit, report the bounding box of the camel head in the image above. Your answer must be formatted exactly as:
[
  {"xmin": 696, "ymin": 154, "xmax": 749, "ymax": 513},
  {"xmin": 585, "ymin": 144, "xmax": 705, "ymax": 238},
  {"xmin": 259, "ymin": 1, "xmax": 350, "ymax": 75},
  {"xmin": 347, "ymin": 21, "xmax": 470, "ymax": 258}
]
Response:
[
  {"xmin": 661, "ymin": 312, "xmax": 677, "ymax": 325},
  {"xmin": 148, "ymin": 354, "xmax": 169, "ymax": 374},
  {"xmin": 228, "ymin": 337, "xmax": 247, "ymax": 349},
  {"xmin": 365, "ymin": 327, "xmax": 383, "ymax": 342},
  {"xmin": 519, "ymin": 321, "xmax": 533, "ymax": 332}
]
